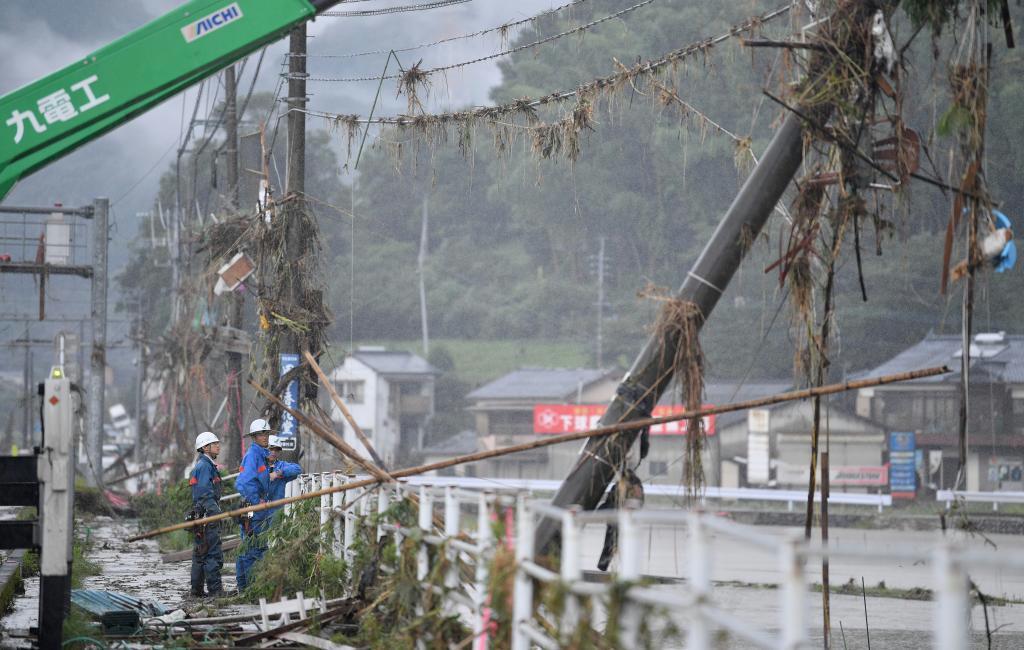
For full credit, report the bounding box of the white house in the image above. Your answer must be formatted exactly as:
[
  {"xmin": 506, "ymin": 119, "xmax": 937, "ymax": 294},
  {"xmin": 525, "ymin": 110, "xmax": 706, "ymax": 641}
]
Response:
[{"xmin": 327, "ymin": 347, "xmax": 438, "ymax": 467}]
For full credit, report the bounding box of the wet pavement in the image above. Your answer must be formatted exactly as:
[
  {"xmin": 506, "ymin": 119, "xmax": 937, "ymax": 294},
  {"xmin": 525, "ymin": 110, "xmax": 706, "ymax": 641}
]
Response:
[{"xmin": 1, "ymin": 517, "xmax": 242, "ymax": 646}]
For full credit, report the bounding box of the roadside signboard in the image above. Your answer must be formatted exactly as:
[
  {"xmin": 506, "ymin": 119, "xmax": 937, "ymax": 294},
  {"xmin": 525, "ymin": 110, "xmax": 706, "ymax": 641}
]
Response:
[
  {"xmin": 532, "ymin": 404, "xmax": 715, "ymax": 436},
  {"xmin": 889, "ymin": 431, "xmax": 916, "ymax": 498},
  {"xmin": 278, "ymin": 353, "xmax": 299, "ymax": 450}
]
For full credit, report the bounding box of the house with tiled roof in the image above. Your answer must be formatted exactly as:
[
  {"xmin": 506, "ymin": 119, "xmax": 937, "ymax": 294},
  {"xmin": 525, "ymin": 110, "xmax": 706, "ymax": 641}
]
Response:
[{"xmin": 855, "ymin": 332, "xmax": 1024, "ymax": 491}]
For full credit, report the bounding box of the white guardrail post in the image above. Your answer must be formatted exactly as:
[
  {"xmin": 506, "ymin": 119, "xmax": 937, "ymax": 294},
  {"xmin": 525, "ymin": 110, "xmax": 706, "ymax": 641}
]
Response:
[
  {"xmin": 474, "ymin": 491, "xmax": 493, "ymax": 650},
  {"xmin": 377, "ymin": 485, "xmax": 389, "ymax": 542},
  {"xmin": 444, "ymin": 486, "xmax": 459, "ymax": 590},
  {"xmin": 332, "ymin": 472, "xmax": 343, "ymax": 559},
  {"xmin": 418, "ymin": 485, "xmax": 432, "ymax": 581},
  {"xmin": 780, "ymin": 536, "xmax": 807, "ymax": 649},
  {"xmin": 618, "ymin": 501, "xmax": 642, "ymax": 647},
  {"xmin": 687, "ymin": 511, "xmax": 711, "ymax": 650},
  {"xmin": 511, "ymin": 494, "xmax": 533, "ymax": 650},
  {"xmin": 934, "ymin": 543, "xmax": 969, "ymax": 650},
  {"xmin": 560, "ymin": 506, "xmax": 582, "ymax": 645},
  {"xmin": 344, "ymin": 475, "xmax": 358, "ymax": 562}
]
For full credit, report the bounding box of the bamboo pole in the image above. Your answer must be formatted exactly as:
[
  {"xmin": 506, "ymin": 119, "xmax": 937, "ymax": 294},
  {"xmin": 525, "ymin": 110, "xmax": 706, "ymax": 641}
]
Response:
[
  {"xmin": 128, "ymin": 365, "xmax": 947, "ymax": 542},
  {"xmin": 302, "ymin": 350, "xmax": 387, "ymax": 468}
]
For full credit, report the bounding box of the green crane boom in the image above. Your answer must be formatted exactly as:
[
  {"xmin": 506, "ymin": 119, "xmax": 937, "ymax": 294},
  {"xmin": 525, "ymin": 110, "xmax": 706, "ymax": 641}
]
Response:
[{"xmin": 0, "ymin": 0, "xmax": 339, "ymax": 200}]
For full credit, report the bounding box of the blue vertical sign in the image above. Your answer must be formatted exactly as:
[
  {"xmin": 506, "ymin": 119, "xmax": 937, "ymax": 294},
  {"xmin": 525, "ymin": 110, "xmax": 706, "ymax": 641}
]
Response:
[
  {"xmin": 278, "ymin": 353, "xmax": 299, "ymax": 450},
  {"xmin": 889, "ymin": 431, "xmax": 916, "ymax": 498}
]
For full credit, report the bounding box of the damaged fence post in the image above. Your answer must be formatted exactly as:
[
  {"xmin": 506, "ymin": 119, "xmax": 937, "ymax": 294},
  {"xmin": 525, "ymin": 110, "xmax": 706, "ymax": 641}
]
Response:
[
  {"xmin": 687, "ymin": 511, "xmax": 711, "ymax": 650},
  {"xmin": 331, "ymin": 472, "xmax": 343, "ymax": 559},
  {"xmin": 511, "ymin": 494, "xmax": 534, "ymax": 650},
  {"xmin": 474, "ymin": 491, "xmax": 493, "ymax": 649}
]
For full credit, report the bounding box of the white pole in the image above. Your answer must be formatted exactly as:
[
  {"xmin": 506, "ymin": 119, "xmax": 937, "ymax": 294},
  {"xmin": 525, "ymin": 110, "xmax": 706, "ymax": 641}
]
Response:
[
  {"xmin": 332, "ymin": 472, "xmax": 343, "ymax": 559},
  {"xmin": 444, "ymin": 486, "xmax": 459, "ymax": 590},
  {"xmin": 618, "ymin": 503, "xmax": 642, "ymax": 647},
  {"xmin": 344, "ymin": 476, "xmax": 358, "ymax": 563},
  {"xmin": 560, "ymin": 506, "xmax": 582, "ymax": 644},
  {"xmin": 687, "ymin": 512, "xmax": 711, "ymax": 650},
  {"xmin": 934, "ymin": 544, "xmax": 969, "ymax": 650},
  {"xmin": 474, "ymin": 491, "xmax": 493, "ymax": 650},
  {"xmin": 377, "ymin": 487, "xmax": 389, "ymax": 542},
  {"xmin": 780, "ymin": 536, "xmax": 807, "ymax": 649},
  {"xmin": 319, "ymin": 472, "xmax": 330, "ymax": 533},
  {"xmin": 417, "ymin": 486, "xmax": 432, "ymax": 581},
  {"xmin": 511, "ymin": 494, "xmax": 534, "ymax": 650}
]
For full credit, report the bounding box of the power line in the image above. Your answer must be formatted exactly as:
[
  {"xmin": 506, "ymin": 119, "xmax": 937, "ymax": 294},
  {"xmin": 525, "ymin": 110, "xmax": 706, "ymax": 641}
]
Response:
[
  {"xmin": 293, "ymin": 0, "xmax": 588, "ymax": 60},
  {"xmin": 291, "ymin": 0, "xmax": 657, "ymax": 83},
  {"xmin": 292, "ymin": 4, "xmax": 792, "ymax": 125},
  {"xmin": 321, "ymin": 0, "xmax": 472, "ymax": 17}
]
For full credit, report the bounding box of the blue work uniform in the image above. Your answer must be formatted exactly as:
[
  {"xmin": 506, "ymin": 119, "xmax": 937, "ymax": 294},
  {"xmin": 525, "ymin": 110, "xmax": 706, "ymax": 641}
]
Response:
[
  {"xmin": 267, "ymin": 460, "xmax": 302, "ymax": 516},
  {"xmin": 235, "ymin": 442, "xmax": 270, "ymax": 590},
  {"xmin": 189, "ymin": 454, "xmax": 223, "ymax": 595}
]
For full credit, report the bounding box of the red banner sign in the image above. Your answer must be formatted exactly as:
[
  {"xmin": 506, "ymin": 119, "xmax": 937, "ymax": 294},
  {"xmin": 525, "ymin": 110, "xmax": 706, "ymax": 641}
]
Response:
[{"xmin": 533, "ymin": 404, "xmax": 715, "ymax": 436}]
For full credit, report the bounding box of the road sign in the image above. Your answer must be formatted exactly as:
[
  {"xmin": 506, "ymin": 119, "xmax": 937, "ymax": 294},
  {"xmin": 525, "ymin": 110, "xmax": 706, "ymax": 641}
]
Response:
[
  {"xmin": 278, "ymin": 353, "xmax": 299, "ymax": 450},
  {"xmin": 889, "ymin": 431, "xmax": 916, "ymax": 498}
]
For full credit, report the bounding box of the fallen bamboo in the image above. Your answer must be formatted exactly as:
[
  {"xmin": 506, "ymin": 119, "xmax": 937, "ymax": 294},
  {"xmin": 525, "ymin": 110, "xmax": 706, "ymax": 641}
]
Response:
[
  {"xmin": 248, "ymin": 379, "xmax": 394, "ymax": 484},
  {"xmin": 128, "ymin": 365, "xmax": 947, "ymax": 542},
  {"xmin": 303, "ymin": 349, "xmax": 387, "ymax": 469}
]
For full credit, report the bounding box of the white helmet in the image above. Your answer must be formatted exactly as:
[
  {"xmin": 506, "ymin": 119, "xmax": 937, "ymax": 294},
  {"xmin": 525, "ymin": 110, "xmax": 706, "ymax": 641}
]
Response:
[
  {"xmin": 268, "ymin": 435, "xmax": 285, "ymax": 449},
  {"xmin": 195, "ymin": 431, "xmax": 220, "ymax": 451},
  {"xmin": 248, "ymin": 418, "xmax": 273, "ymax": 435}
]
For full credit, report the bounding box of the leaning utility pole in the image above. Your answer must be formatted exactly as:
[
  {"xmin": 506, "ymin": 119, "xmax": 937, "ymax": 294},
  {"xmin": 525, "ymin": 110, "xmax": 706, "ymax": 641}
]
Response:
[
  {"xmin": 282, "ymin": 24, "xmax": 308, "ymax": 457},
  {"xmin": 223, "ymin": 63, "xmax": 244, "ymax": 468},
  {"xmin": 87, "ymin": 197, "xmax": 109, "ymax": 487},
  {"xmin": 537, "ymin": 1, "xmax": 883, "ymax": 553}
]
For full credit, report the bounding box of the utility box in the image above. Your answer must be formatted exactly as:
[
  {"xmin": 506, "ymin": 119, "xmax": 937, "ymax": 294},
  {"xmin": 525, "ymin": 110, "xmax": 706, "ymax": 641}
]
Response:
[{"xmin": 45, "ymin": 210, "xmax": 72, "ymax": 265}]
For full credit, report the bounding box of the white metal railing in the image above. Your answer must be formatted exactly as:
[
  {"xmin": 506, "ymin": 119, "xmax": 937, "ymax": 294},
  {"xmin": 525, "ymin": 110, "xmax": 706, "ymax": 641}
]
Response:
[
  {"xmin": 395, "ymin": 476, "xmax": 892, "ymax": 512},
  {"xmin": 936, "ymin": 489, "xmax": 1024, "ymax": 511},
  {"xmin": 289, "ymin": 472, "xmax": 1016, "ymax": 650}
]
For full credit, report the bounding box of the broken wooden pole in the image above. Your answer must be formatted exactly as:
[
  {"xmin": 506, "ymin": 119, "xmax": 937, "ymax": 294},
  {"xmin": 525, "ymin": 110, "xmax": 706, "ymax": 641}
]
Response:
[{"xmin": 127, "ymin": 365, "xmax": 947, "ymax": 542}]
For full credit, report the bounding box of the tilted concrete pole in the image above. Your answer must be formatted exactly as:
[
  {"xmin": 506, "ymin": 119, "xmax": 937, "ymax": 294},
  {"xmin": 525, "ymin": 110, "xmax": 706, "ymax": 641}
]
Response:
[{"xmin": 536, "ymin": 113, "xmax": 805, "ymax": 552}]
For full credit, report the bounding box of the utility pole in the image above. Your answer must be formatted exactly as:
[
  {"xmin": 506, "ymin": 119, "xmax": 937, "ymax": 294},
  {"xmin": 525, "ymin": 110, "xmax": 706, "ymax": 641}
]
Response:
[
  {"xmin": 223, "ymin": 63, "xmax": 244, "ymax": 468},
  {"xmin": 87, "ymin": 197, "xmax": 109, "ymax": 487},
  {"xmin": 536, "ymin": 2, "xmax": 884, "ymax": 554},
  {"xmin": 22, "ymin": 323, "xmax": 31, "ymax": 448},
  {"xmin": 283, "ymin": 24, "xmax": 307, "ymax": 457},
  {"xmin": 595, "ymin": 236, "xmax": 606, "ymax": 368},
  {"xmin": 418, "ymin": 196, "xmax": 430, "ymax": 356}
]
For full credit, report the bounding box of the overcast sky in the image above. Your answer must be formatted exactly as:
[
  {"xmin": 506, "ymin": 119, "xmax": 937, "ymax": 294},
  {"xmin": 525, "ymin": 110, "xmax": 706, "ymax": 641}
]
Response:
[{"xmin": 0, "ymin": 0, "xmax": 564, "ymax": 232}]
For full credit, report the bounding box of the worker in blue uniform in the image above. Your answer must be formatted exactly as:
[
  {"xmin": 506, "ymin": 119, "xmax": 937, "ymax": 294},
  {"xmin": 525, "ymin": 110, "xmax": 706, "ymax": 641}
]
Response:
[
  {"xmin": 266, "ymin": 435, "xmax": 302, "ymax": 516},
  {"xmin": 235, "ymin": 418, "xmax": 272, "ymax": 591},
  {"xmin": 189, "ymin": 431, "xmax": 224, "ymax": 597}
]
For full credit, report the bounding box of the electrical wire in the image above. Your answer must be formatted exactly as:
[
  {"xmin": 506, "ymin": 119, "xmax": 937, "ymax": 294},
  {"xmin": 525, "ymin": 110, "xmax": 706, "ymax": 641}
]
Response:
[
  {"xmin": 292, "ymin": 0, "xmax": 658, "ymax": 83},
  {"xmin": 292, "ymin": 4, "xmax": 792, "ymax": 125},
  {"xmin": 293, "ymin": 0, "xmax": 588, "ymax": 60},
  {"xmin": 321, "ymin": 0, "xmax": 472, "ymax": 18}
]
